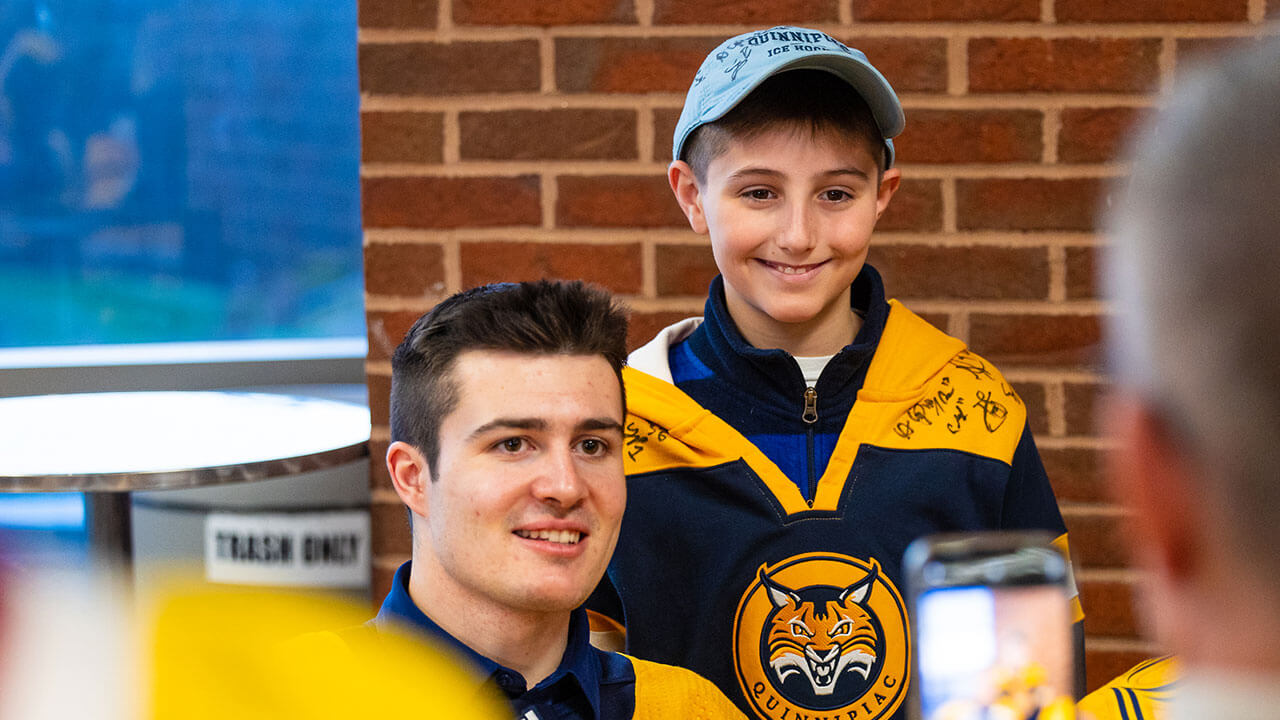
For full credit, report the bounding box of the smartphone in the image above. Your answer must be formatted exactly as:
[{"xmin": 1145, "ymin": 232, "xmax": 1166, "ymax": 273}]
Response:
[{"xmin": 904, "ymin": 531, "xmax": 1074, "ymax": 720}]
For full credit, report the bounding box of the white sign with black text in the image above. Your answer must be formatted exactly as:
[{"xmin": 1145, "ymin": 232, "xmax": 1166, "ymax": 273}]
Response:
[{"xmin": 204, "ymin": 511, "xmax": 370, "ymax": 587}]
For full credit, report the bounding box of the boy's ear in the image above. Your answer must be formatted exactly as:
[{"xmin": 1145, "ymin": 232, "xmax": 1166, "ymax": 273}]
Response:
[
  {"xmin": 386, "ymin": 440, "xmax": 431, "ymax": 518},
  {"xmin": 668, "ymin": 160, "xmax": 709, "ymax": 235},
  {"xmin": 874, "ymin": 167, "xmax": 902, "ymax": 221}
]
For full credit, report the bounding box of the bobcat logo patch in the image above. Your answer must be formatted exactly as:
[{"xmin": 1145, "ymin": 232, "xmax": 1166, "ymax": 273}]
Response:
[{"xmin": 733, "ymin": 553, "xmax": 909, "ymax": 720}]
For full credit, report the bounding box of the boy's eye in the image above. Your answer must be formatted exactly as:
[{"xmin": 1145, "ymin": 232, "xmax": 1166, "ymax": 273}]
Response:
[
  {"xmin": 821, "ymin": 189, "xmax": 852, "ymax": 202},
  {"xmin": 743, "ymin": 188, "xmax": 774, "ymax": 201}
]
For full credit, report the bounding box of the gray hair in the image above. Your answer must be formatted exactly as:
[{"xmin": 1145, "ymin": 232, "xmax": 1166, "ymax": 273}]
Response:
[{"xmin": 1104, "ymin": 37, "xmax": 1280, "ymax": 572}]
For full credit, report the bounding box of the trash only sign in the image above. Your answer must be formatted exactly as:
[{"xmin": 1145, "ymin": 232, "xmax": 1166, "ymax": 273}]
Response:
[{"xmin": 204, "ymin": 511, "xmax": 370, "ymax": 587}]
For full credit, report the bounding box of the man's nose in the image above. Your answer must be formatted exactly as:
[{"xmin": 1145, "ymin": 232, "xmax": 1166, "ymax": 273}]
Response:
[{"xmin": 530, "ymin": 447, "xmax": 588, "ymax": 509}]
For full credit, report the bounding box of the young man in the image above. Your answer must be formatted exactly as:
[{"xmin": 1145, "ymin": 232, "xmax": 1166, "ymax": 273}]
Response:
[
  {"xmin": 374, "ymin": 280, "xmax": 743, "ymax": 719},
  {"xmin": 588, "ymin": 27, "xmax": 1082, "ymax": 720},
  {"xmin": 1092, "ymin": 38, "xmax": 1280, "ymax": 720}
]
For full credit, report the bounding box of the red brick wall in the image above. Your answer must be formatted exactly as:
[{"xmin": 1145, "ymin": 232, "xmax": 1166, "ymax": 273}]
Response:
[{"xmin": 358, "ymin": 0, "xmax": 1277, "ymax": 691}]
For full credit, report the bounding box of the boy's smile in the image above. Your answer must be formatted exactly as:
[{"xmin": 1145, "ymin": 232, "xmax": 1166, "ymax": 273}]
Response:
[{"xmin": 671, "ymin": 126, "xmax": 900, "ymax": 356}]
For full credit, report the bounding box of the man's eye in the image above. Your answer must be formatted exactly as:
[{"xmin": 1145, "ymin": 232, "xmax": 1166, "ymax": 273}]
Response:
[
  {"xmin": 499, "ymin": 438, "xmax": 525, "ymax": 452},
  {"xmin": 579, "ymin": 438, "xmax": 606, "ymax": 455}
]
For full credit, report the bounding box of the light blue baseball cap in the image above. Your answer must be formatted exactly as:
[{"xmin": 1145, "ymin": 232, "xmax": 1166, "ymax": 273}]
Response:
[{"xmin": 673, "ymin": 26, "xmax": 905, "ymax": 168}]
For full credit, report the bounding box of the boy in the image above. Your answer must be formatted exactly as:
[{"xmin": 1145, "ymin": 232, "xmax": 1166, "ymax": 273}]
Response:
[{"xmin": 588, "ymin": 26, "xmax": 1083, "ymax": 720}]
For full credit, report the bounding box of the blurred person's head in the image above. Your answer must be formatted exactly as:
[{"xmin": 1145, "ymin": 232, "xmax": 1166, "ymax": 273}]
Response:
[
  {"xmin": 1103, "ymin": 38, "xmax": 1280, "ymax": 672},
  {"xmin": 386, "ymin": 280, "xmax": 629, "ymax": 622}
]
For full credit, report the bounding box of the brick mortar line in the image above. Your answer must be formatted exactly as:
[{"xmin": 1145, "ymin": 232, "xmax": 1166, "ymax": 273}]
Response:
[
  {"xmin": 357, "ymin": 23, "xmax": 1278, "ymax": 42},
  {"xmin": 1048, "ymin": 379, "xmax": 1067, "ymax": 436},
  {"xmin": 941, "ymin": 177, "xmax": 957, "ymax": 233},
  {"xmin": 641, "ymin": 240, "xmax": 657, "ymax": 298},
  {"xmin": 899, "ymin": 298, "xmax": 1108, "ymax": 313},
  {"xmin": 363, "ymin": 162, "xmax": 663, "ymax": 176},
  {"xmin": 373, "ymin": 555, "xmax": 411, "ymax": 570},
  {"xmin": 840, "ymin": 232, "xmax": 1103, "ymax": 245},
  {"xmin": 368, "ymin": 291, "xmax": 664, "ymax": 309},
  {"xmin": 635, "ymin": 0, "xmax": 654, "ymax": 25},
  {"xmin": 371, "ymin": 488, "xmax": 400, "ymax": 504},
  {"xmin": 367, "ymin": 359, "xmax": 392, "ymax": 375},
  {"xmin": 1059, "ymin": 501, "xmax": 1127, "ymax": 516},
  {"xmin": 361, "ymin": 228, "xmax": 1102, "ymax": 245},
  {"xmin": 616, "ymin": 296, "xmax": 706, "ymax": 313},
  {"xmin": 438, "ymin": 0, "xmax": 452, "ymax": 32},
  {"xmin": 442, "ymin": 110, "xmax": 460, "ymax": 164},
  {"xmin": 1158, "ymin": 37, "xmax": 1178, "ymax": 92},
  {"xmin": 1075, "ymin": 567, "xmax": 1144, "ymax": 582},
  {"xmin": 638, "ymin": 102, "xmax": 656, "ymax": 162},
  {"xmin": 947, "ymin": 35, "xmax": 967, "ymax": 95},
  {"xmin": 541, "ymin": 174, "xmax": 557, "ymax": 229},
  {"xmin": 358, "ymin": 94, "xmax": 1153, "ymax": 113},
  {"xmin": 371, "ymin": 425, "xmax": 392, "ymax": 442},
  {"xmin": 1048, "ymin": 244, "xmax": 1067, "ymax": 302},
  {"xmin": 443, "ymin": 233, "xmax": 462, "ymax": 294},
  {"xmin": 1041, "ymin": 0, "xmax": 1055, "ymax": 23},
  {"xmin": 365, "ymin": 229, "xmax": 673, "ymax": 244},
  {"xmin": 361, "ymin": 95, "xmax": 683, "ymax": 111},
  {"xmin": 900, "ymin": 96, "xmax": 1153, "ymax": 109},
  {"xmin": 360, "ymin": 161, "xmax": 1127, "ymax": 178},
  {"xmin": 365, "ymin": 296, "xmax": 436, "ymax": 314},
  {"xmin": 950, "ymin": 309, "xmax": 970, "ymax": 343},
  {"xmin": 367, "ymin": 295, "xmax": 1106, "ymax": 314},
  {"xmin": 1003, "ymin": 365, "xmax": 1108, "ymax": 380},
  {"xmin": 1249, "ymin": 0, "xmax": 1267, "ymax": 23},
  {"xmin": 839, "ymin": 0, "xmax": 854, "ymax": 25},
  {"xmin": 1082, "ymin": 637, "xmax": 1160, "ymax": 653},
  {"xmin": 540, "ymin": 33, "xmax": 555, "ymax": 93},
  {"xmin": 1023, "ymin": 431, "xmax": 1113, "ymax": 448},
  {"xmin": 1043, "ymin": 106, "xmax": 1062, "ymax": 164}
]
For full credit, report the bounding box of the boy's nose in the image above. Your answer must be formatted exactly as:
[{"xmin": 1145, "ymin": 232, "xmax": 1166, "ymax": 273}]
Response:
[{"xmin": 775, "ymin": 205, "xmax": 818, "ymax": 253}]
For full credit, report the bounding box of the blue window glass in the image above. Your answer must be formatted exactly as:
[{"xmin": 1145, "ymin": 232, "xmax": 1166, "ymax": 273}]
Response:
[
  {"xmin": 0, "ymin": 1, "xmax": 363, "ymax": 560},
  {"xmin": 0, "ymin": 0, "xmax": 363, "ymax": 347}
]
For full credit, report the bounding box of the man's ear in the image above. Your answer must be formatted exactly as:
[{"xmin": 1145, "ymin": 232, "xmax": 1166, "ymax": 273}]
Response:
[
  {"xmin": 1104, "ymin": 393, "xmax": 1202, "ymax": 585},
  {"xmin": 386, "ymin": 440, "xmax": 431, "ymax": 518},
  {"xmin": 668, "ymin": 160, "xmax": 708, "ymax": 235},
  {"xmin": 874, "ymin": 167, "xmax": 902, "ymax": 221}
]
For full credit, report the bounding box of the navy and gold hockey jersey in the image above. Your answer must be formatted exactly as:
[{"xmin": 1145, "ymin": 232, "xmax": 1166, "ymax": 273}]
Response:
[
  {"xmin": 592, "ymin": 269, "xmax": 1080, "ymax": 720},
  {"xmin": 1077, "ymin": 656, "xmax": 1178, "ymax": 720}
]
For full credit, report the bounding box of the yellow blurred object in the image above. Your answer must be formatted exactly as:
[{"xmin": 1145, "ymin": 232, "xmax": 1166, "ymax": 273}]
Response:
[
  {"xmin": 145, "ymin": 584, "xmax": 507, "ymax": 720},
  {"xmin": 1076, "ymin": 656, "xmax": 1178, "ymax": 720}
]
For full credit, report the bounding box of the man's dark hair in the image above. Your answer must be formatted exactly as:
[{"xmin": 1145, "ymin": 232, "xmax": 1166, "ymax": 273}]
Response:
[
  {"xmin": 390, "ymin": 280, "xmax": 629, "ymax": 476},
  {"xmin": 683, "ymin": 69, "xmax": 888, "ymax": 184}
]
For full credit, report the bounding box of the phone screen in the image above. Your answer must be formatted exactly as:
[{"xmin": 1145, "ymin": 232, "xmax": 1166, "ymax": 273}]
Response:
[{"xmin": 915, "ymin": 583, "xmax": 1071, "ymax": 720}]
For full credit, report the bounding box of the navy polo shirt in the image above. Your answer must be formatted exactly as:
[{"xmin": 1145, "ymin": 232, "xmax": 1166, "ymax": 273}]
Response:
[{"xmin": 374, "ymin": 562, "xmax": 637, "ymax": 720}]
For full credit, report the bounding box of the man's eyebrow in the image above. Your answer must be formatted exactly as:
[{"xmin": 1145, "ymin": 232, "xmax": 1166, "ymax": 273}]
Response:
[
  {"xmin": 467, "ymin": 417, "xmax": 623, "ymax": 438},
  {"xmin": 468, "ymin": 418, "xmax": 546, "ymax": 439},
  {"xmin": 577, "ymin": 418, "xmax": 624, "ymax": 434}
]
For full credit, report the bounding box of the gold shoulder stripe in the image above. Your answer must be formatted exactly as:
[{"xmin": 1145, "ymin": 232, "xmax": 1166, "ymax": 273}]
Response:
[
  {"xmin": 1051, "ymin": 533, "xmax": 1086, "ymax": 623},
  {"xmin": 623, "ymin": 367, "xmax": 812, "ymax": 515}
]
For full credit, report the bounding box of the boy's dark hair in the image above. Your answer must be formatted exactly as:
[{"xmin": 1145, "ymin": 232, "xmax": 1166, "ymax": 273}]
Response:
[
  {"xmin": 683, "ymin": 69, "xmax": 887, "ymax": 185},
  {"xmin": 390, "ymin": 280, "xmax": 629, "ymax": 476}
]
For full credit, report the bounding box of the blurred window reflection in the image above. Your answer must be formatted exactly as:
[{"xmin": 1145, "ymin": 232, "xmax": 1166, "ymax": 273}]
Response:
[{"xmin": 0, "ymin": 0, "xmax": 363, "ymax": 347}]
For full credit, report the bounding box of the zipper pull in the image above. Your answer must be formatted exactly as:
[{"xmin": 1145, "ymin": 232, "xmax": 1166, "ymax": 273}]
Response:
[{"xmin": 802, "ymin": 386, "xmax": 818, "ymax": 424}]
